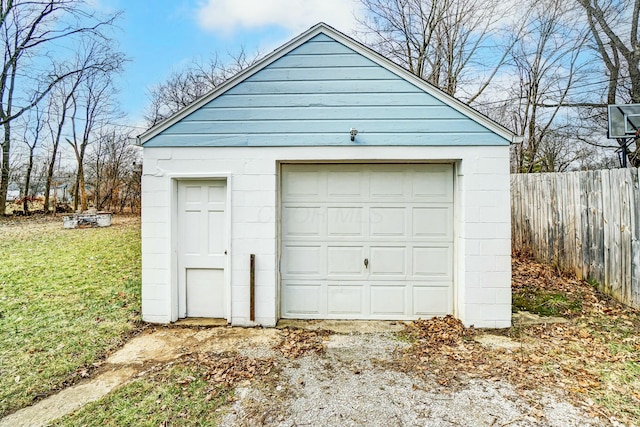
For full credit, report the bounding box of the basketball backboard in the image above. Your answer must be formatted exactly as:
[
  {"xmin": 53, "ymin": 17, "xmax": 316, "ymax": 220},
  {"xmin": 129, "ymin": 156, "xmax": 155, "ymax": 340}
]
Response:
[{"xmin": 608, "ymin": 104, "xmax": 640, "ymax": 138}]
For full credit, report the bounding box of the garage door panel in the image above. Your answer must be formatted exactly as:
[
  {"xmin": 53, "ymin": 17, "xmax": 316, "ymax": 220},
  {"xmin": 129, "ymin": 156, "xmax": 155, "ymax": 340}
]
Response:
[
  {"xmin": 282, "ymin": 284, "xmax": 322, "ymax": 315},
  {"xmin": 327, "ymin": 285, "xmax": 364, "ymax": 314},
  {"xmin": 413, "ymin": 286, "xmax": 451, "ymax": 316},
  {"xmin": 327, "ymin": 171, "xmax": 363, "ymax": 198},
  {"xmin": 283, "ymin": 206, "xmax": 322, "ymax": 237},
  {"xmin": 283, "ymin": 245, "xmax": 323, "ymax": 276},
  {"xmin": 412, "ymin": 167, "xmax": 454, "ymax": 202},
  {"xmin": 327, "ymin": 207, "xmax": 363, "ymax": 236},
  {"xmin": 412, "ymin": 207, "xmax": 452, "ymax": 239},
  {"xmin": 369, "ymin": 246, "xmax": 406, "ymax": 276},
  {"xmin": 370, "ymin": 207, "xmax": 406, "ymax": 237},
  {"xmin": 370, "ymin": 286, "xmax": 406, "ymax": 315},
  {"xmin": 412, "ymin": 246, "xmax": 453, "ymax": 279},
  {"xmin": 370, "ymin": 171, "xmax": 405, "ymax": 198},
  {"xmin": 327, "ymin": 246, "xmax": 365, "ymax": 276},
  {"xmin": 283, "ymin": 171, "xmax": 321, "ymax": 199}
]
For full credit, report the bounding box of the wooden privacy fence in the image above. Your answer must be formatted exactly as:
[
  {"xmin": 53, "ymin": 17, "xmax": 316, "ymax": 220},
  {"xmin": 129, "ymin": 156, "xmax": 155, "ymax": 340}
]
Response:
[{"xmin": 511, "ymin": 169, "xmax": 640, "ymax": 309}]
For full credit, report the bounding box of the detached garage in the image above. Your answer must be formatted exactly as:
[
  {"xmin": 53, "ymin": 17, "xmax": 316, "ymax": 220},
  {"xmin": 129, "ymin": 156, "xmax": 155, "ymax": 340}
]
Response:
[{"xmin": 139, "ymin": 23, "xmax": 515, "ymax": 328}]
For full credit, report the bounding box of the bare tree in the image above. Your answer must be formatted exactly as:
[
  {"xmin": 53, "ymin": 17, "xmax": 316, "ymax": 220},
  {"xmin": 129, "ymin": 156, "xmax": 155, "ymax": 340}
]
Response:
[
  {"xmin": 507, "ymin": 0, "xmax": 591, "ymax": 172},
  {"xmin": 357, "ymin": 0, "xmax": 523, "ymax": 101},
  {"xmin": 42, "ymin": 38, "xmax": 124, "ymax": 213},
  {"xmin": 18, "ymin": 103, "xmax": 45, "ymax": 213},
  {"xmin": 86, "ymin": 129, "xmax": 141, "ymax": 213},
  {"xmin": 43, "ymin": 73, "xmax": 79, "ymax": 213},
  {"xmin": 0, "ymin": 0, "xmax": 120, "ymax": 214},
  {"xmin": 144, "ymin": 48, "xmax": 260, "ymax": 127},
  {"xmin": 65, "ymin": 42, "xmax": 124, "ymax": 211}
]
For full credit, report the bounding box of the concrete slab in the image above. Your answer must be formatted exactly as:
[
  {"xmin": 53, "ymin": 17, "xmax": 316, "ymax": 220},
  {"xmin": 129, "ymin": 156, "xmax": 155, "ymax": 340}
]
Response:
[
  {"xmin": 0, "ymin": 367, "xmax": 137, "ymax": 427},
  {"xmin": 276, "ymin": 319, "xmax": 406, "ymax": 334},
  {"xmin": 173, "ymin": 318, "xmax": 228, "ymax": 327}
]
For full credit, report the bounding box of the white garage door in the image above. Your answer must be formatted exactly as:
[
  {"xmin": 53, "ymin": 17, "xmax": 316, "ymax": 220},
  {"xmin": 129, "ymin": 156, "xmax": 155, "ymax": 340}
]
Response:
[{"xmin": 281, "ymin": 163, "xmax": 454, "ymax": 320}]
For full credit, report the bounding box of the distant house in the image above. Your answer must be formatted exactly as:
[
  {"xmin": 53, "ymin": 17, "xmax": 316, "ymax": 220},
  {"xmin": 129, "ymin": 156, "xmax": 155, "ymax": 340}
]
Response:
[{"xmin": 138, "ymin": 23, "xmax": 516, "ymax": 328}]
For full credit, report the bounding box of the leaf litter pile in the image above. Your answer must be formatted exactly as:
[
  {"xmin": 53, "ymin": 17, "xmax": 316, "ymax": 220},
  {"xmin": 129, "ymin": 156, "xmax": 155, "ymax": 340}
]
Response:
[
  {"xmin": 274, "ymin": 328, "xmax": 330, "ymax": 359},
  {"xmin": 184, "ymin": 352, "xmax": 276, "ymax": 389},
  {"xmin": 399, "ymin": 251, "xmax": 640, "ymax": 425}
]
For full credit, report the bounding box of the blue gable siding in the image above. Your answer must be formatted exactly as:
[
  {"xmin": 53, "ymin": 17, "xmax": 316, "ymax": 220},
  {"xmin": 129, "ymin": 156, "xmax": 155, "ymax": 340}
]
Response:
[{"xmin": 146, "ymin": 33, "xmax": 509, "ymax": 147}]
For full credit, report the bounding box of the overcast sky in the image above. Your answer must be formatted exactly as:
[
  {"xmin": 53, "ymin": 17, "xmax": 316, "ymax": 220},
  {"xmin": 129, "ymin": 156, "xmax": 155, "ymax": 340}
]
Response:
[{"xmin": 98, "ymin": 0, "xmax": 362, "ymax": 132}]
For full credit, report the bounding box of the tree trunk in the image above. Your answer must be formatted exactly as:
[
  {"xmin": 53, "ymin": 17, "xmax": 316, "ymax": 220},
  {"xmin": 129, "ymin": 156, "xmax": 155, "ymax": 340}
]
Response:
[
  {"xmin": 69, "ymin": 142, "xmax": 87, "ymax": 211},
  {"xmin": 72, "ymin": 171, "xmax": 79, "ymax": 211},
  {"xmin": 94, "ymin": 155, "xmax": 101, "ymax": 210},
  {"xmin": 0, "ymin": 122, "xmax": 11, "ymax": 215},
  {"xmin": 23, "ymin": 145, "xmax": 34, "ymax": 214},
  {"xmin": 43, "ymin": 142, "xmax": 60, "ymax": 214},
  {"xmin": 78, "ymin": 162, "xmax": 86, "ymax": 211},
  {"xmin": 78, "ymin": 140, "xmax": 88, "ymax": 211}
]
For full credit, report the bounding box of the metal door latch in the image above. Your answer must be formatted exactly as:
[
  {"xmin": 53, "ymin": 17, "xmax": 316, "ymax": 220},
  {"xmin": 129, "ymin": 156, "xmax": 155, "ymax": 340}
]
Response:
[{"xmin": 364, "ymin": 258, "xmax": 369, "ymax": 268}]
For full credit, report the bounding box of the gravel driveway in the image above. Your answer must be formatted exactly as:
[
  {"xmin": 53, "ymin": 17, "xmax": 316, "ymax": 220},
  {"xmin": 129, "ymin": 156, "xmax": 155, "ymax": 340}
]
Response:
[{"xmin": 221, "ymin": 327, "xmax": 605, "ymax": 427}]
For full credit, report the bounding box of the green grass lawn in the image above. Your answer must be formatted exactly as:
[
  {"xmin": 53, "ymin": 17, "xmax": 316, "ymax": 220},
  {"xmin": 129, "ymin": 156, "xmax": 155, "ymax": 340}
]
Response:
[{"xmin": 0, "ymin": 216, "xmax": 142, "ymax": 417}]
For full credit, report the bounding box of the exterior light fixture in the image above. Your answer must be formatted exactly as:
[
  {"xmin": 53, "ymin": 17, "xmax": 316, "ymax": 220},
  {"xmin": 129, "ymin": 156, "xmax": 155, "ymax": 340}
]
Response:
[{"xmin": 350, "ymin": 128, "xmax": 358, "ymax": 141}]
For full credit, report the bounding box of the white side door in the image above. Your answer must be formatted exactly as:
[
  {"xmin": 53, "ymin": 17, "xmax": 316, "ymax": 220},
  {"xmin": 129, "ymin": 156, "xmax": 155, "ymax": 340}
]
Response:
[{"xmin": 177, "ymin": 180, "xmax": 227, "ymax": 318}]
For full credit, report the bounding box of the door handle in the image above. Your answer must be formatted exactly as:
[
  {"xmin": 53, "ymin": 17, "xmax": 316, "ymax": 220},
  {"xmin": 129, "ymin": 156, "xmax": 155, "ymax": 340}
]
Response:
[{"xmin": 364, "ymin": 258, "xmax": 369, "ymax": 268}]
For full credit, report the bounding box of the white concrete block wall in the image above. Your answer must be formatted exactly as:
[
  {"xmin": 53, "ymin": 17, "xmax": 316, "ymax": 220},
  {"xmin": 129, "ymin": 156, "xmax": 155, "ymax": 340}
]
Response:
[
  {"xmin": 231, "ymin": 170, "xmax": 277, "ymax": 325},
  {"xmin": 460, "ymin": 149, "xmax": 512, "ymax": 328},
  {"xmin": 141, "ymin": 168, "xmax": 172, "ymax": 323},
  {"xmin": 141, "ymin": 145, "xmax": 511, "ymax": 328}
]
